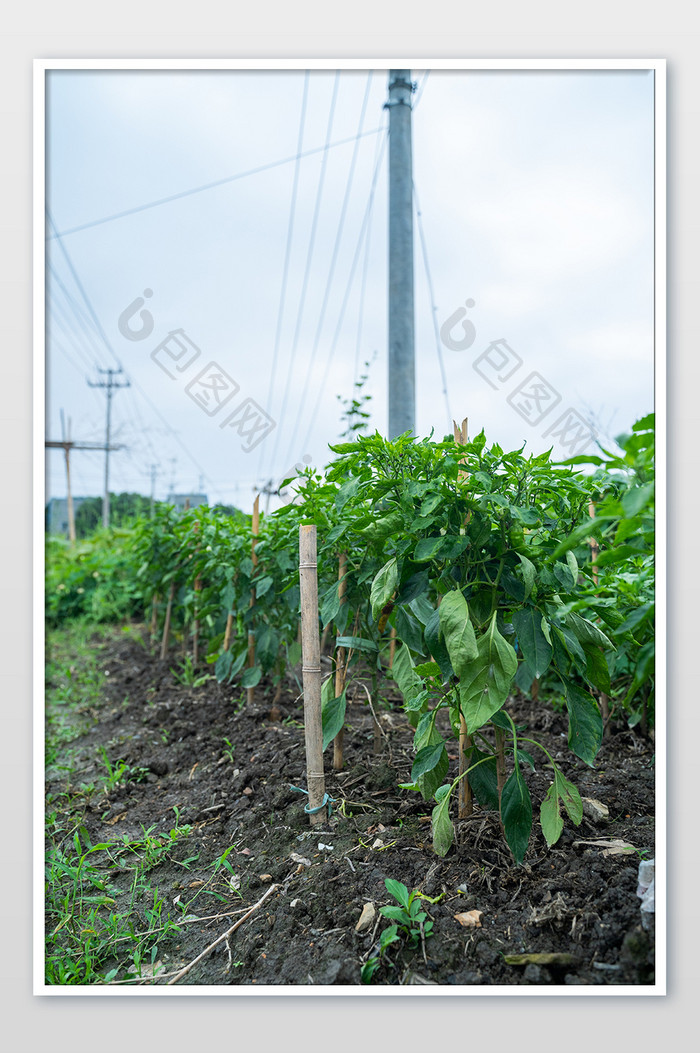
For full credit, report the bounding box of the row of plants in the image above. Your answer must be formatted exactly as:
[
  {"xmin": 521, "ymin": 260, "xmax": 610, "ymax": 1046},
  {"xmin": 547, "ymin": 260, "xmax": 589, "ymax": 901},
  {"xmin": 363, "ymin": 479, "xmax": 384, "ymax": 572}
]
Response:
[{"xmin": 45, "ymin": 416, "xmax": 655, "ymax": 865}]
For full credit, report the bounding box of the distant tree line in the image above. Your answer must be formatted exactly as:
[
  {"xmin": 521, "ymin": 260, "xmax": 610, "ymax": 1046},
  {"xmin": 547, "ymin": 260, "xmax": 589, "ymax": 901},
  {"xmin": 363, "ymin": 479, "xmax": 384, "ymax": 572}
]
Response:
[{"xmin": 70, "ymin": 493, "xmax": 242, "ymax": 538}]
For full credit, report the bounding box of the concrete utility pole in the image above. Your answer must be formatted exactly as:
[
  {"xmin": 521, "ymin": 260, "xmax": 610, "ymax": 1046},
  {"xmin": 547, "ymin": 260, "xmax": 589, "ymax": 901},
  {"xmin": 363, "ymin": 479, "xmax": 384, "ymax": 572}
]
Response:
[
  {"xmin": 87, "ymin": 367, "xmax": 130, "ymax": 528},
  {"xmin": 386, "ymin": 69, "xmax": 415, "ymax": 439},
  {"xmin": 149, "ymin": 463, "xmax": 160, "ymax": 518}
]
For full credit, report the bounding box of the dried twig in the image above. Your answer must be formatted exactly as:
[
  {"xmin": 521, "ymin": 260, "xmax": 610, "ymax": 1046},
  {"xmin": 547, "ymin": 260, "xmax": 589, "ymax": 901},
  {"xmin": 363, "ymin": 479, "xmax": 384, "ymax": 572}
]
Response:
[
  {"xmin": 166, "ymin": 883, "xmax": 278, "ymax": 985},
  {"xmin": 357, "ymin": 680, "xmax": 389, "ymax": 743}
]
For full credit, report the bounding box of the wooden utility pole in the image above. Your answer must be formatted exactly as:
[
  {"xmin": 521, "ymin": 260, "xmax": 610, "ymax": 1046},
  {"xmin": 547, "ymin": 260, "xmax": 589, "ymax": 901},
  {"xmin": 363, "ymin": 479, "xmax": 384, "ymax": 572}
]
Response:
[
  {"xmin": 87, "ymin": 367, "xmax": 130, "ymax": 528},
  {"xmin": 149, "ymin": 463, "xmax": 160, "ymax": 518},
  {"xmin": 46, "ymin": 432, "xmax": 124, "ymax": 540},
  {"xmin": 387, "ymin": 69, "xmax": 415, "ymax": 439},
  {"xmin": 60, "ymin": 411, "xmax": 75, "ymax": 545}
]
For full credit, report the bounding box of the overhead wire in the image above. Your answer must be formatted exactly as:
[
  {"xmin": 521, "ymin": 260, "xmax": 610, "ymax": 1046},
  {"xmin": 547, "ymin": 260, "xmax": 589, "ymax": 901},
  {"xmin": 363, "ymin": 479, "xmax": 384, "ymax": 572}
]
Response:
[
  {"xmin": 46, "ymin": 206, "xmax": 220, "ymax": 499},
  {"xmin": 413, "ymin": 178, "xmax": 452, "ymax": 430},
  {"xmin": 47, "ymin": 126, "xmax": 385, "ymax": 241},
  {"xmin": 286, "ymin": 71, "xmax": 374, "ymax": 454},
  {"xmin": 255, "ymin": 71, "xmax": 310, "ymax": 485},
  {"xmin": 352, "ymin": 121, "xmax": 386, "ymax": 389},
  {"xmin": 301, "ymin": 127, "xmax": 388, "ymax": 453},
  {"xmin": 265, "ymin": 71, "xmax": 341, "ymax": 478}
]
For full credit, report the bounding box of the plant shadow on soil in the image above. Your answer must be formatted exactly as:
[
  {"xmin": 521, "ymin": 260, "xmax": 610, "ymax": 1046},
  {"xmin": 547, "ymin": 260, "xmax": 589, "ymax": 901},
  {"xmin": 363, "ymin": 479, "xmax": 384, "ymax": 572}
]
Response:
[{"xmin": 45, "ymin": 624, "xmax": 656, "ymax": 988}]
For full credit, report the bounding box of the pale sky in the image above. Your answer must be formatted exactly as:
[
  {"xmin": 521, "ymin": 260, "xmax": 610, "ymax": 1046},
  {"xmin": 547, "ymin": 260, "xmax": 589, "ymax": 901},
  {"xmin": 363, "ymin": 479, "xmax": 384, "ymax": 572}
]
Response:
[{"xmin": 44, "ymin": 66, "xmax": 655, "ymax": 511}]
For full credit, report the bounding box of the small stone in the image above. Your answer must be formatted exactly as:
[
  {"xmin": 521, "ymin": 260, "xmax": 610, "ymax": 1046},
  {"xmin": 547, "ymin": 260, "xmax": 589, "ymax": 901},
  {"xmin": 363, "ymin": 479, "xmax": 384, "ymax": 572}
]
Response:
[
  {"xmin": 582, "ymin": 797, "xmax": 610, "ymax": 823},
  {"xmin": 454, "ymin": 910, "xmax": 483, "ymax": 928},
  {"xmin": 259, "ymin": 874, "xmax": 273, "ymax": 883},
  {"xmin": 355, "ymin": 901, "xmax": 376, "ymax": 933}
]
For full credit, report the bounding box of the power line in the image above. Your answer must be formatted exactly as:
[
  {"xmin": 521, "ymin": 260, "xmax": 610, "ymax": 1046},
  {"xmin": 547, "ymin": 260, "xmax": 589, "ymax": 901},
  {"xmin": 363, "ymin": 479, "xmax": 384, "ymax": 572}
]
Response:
[
  {"xmin": 413, "ymin": 178, "xmax": 452, "ymax": 430},
  {"xmin": 353, "ymin": 123, "xmax": 385, "ymax": 388},
  {"xmin": 47, "ymin": 126, "xmax": 385, "ymax": 241},
  {"xmin": 45, "ymin": 206, "xmax": 219, "ymax": 497},
  {"xmin": 287, "ymin": 71, "xmax": 374, "ymax": 451},
  {"xmin": 256, "ymin": 71, "xmax": 310, "ymax": 483},
  {"xmin": 301, "ymin": 129, "xmax": 388, "ymax": 453},
  {"xmin": 265, "ymin": 71, "xmax": 341, "ymax": 475}
]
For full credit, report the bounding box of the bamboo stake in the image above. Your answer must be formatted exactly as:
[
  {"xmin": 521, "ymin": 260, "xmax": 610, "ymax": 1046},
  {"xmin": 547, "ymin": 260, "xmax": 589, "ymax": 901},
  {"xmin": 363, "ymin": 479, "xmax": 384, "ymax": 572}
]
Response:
[
  {"xmin": 247, "ymin": 495, "xmax": 260, "ymax": 706},
  {"xmin": 333, "ymin": 552, "xmax": 348, "ymax": 770},
  {"xmin": 389, "ymin": 625, "xmax": 397, "ymax": 669},
  {"xmin": 453, "ymin": 417, "xmax": 474, "ymax": 819},
  {"xmin": 223, "ymin": 610, "xmax": 233, "ymax": 652},
  {"xmin": 299, "ymin": 524, "xmax": 326, "ymax": 825},
  {"xmin": 160, "ymin": 582, "xmax": 175, "ymax": 660},
  {"xmin": 192, "ymin": 520, "xmax": 201, "ymax": 666},
  {"xmin": 494, "ymin": 726, "xmax": 507, "ymax": 819},
  {"xmin": 150, "ymin": 593, "xmax": 159, "ymax": 643},
  {"xmin": 589, "ymin": 500, "xmax": 610, "ymax": 736}
]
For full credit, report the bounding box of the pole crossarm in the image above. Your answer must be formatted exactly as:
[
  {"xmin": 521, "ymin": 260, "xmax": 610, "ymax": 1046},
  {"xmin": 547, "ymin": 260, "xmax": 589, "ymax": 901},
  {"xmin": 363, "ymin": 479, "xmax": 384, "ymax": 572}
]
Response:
[{"xmin": 45, "ymin": 440, "xmax": 125, "ymax": 451}]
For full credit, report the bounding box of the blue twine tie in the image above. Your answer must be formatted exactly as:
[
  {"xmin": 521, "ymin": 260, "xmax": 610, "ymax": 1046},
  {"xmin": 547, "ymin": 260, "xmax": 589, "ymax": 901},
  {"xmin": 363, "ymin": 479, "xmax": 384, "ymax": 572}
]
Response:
[{"xmin": 289, "ymin": 784, "xmax": 337, "ymax": 817}]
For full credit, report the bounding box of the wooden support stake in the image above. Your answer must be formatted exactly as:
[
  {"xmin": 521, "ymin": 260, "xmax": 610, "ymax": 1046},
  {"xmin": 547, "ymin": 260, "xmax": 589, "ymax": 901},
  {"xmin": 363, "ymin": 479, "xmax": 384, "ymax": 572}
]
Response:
[
  {"xmin": 247, "ymin": 495, "xmax": 260, "ymax": 706},
  {"xmin": 389, "ymin": 625, "xmax": 397, "ymax": 669},
  {"xmin": 333, "ymin": 552, "xmax": 348, "ymax": 770},
  {"xmin": 192, "ymin": 519, "xmax": 201, "ymax": 666},
  {"xmin": 589, "ymin": 499, "xmax": 610, "ymax": 736},
  {"xmin": 150, "ymin": 593, "xmax": 159, "ymax": 643},
  {"xmin": 299, "ymin": 524, "xmax": 326, "ymax": 825},
  {"xmin": 160, "ymin": 582, "xmax": 175, "ymax": 661},
  {"xmin": 453, "ymin": 417, "xmax": 474, "ymax": 819},
  {"xmin": 494, "ymin": 726, "xmax": 507, "ymax": 822}
]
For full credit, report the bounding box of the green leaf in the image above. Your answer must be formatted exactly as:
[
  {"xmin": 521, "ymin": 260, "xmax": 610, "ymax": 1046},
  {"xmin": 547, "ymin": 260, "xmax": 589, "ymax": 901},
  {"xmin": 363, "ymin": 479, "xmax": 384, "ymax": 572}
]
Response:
[
  {"xmin": 241, "ymin": 665, "xmax": 262, "ymax": 689},
  {"xmin": 414, "ymin": 722, "xmax": 449, "ymax": 801},
  {"xmin": 563, "ymin": 677, "xmax": 602, "ymax": 766},
  {"xmin": 424, "ymin": 607, "xmax": 454, "ymax": 681},
  {"xmin": 254, "ymin": 575, "xmax": 274, "ymax": 598},
  {"xmin": 413, "ymin": 536, "xmax": 444, "ymax": 562},
  {"xmin": 613, "ymin": 603, "xmax": 654, "ymax": 636},
  {"xmin": 459, "ymin": 613, "xmax": 518, "ymax": 733},
  {"xmin": 501, "ymin": 766, "xmax": 532, "ymax": 865},
  {"xmin": 596, "ymin": 544, "xmax": 645, "ymax": 568},
  {"xmin": 540, "ymin": 783, "xmax": 563, "ymax": 847},
  {"xmin": 411, "ymin": 743, "xmax": 448, "ymax": 781},
  {"xmin": 431, "ymin": 784, "xmax": 455, "ymax": 857},
  {"xmin": 553, "ymin": 561, "xmax": 576, "ymax": 591},
  {"xmin": 466, "ymin": 747, "xmax": 499, "ymax": 811},
  {"xmin": 583, "ymin": 644, "xmax": 611, "ymax": 694},
  {"xmin": 336, "ymin": 636, "xmax": 378, "ymax": 652},
  {"xmin": 565, "ymin": 612, "xmax": 614, "ymax": 651},
  {"xmin": 384, "ymin": 878, "xmax": 410, "ymax": 909},
  {"xmin": 439, "ymin": 590, "xmax": 478, "ymax": 679},
  {"xmin": 370, "ymin": 557, "xmax": 399, "ymax": 620},
  {"xmin": 622, "ymin": 481, "xmax": 654, "ymax": 518},
  {"xmin": 511, "ymin": 608, "xmax": 553, "ymax": 678},
  {"xmin": 392, "ymin": 642, "xmax": 424, "ymax": 708},
  {"xmin": 320, "ymin": 579, "xmax": 342, "ymax": 627},
  {"xmin": 395, "ymin": 605, "xmax": 427, "ymax": 655},
  {"xmin": 554, "ymin": 768, "xmax": 583, "ymax": 826},
  {"xmin": 565, "ymin": 550, "xmax": 579, "ymax": 582},
  {"xmin": 322, "ymin": 690, "xmax": 346, "ymax": 751},
  {"xmin": 540, "ymin": 767, "xmax": 583, "ymax": 847},
  {"xmin": 517, "ymin": 553, "xmax": 536, "ymax": 600}
]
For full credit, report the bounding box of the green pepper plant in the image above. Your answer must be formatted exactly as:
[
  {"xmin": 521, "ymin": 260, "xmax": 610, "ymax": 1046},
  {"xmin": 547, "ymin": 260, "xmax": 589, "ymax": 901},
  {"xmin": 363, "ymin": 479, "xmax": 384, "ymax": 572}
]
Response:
[{"xmin": 325, "ymin": 428, "xmax": 615, "ymax": 863}]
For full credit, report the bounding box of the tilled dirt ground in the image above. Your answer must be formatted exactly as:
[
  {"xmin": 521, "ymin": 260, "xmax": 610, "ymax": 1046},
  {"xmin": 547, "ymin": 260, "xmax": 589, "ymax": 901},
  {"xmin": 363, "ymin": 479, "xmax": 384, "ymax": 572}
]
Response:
[{"xmin": 45, "ymin": 626, "xmax": 656, "ymax": 988}]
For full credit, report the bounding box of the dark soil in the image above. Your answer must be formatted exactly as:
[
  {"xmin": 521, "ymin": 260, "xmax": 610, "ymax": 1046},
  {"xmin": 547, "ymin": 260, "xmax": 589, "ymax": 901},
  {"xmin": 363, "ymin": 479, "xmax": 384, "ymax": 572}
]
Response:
[{"xmin": 45, "ymin": 625, "xmax": 656, "ymax": 988}]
